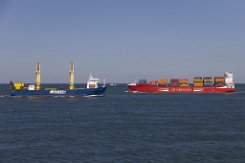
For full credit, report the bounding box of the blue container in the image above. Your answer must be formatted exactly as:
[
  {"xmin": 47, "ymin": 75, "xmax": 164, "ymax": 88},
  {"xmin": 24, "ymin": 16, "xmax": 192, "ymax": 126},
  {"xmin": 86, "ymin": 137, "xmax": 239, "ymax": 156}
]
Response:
[{"xmin": 203, "ymin": 83, "xmax": 213, "ymax": 87}]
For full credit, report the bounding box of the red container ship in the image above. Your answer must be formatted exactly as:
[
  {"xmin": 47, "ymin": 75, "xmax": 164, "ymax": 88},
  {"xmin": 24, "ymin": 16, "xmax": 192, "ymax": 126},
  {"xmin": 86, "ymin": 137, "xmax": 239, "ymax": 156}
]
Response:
[{"xmin": 127, "ymin": 72, "xmax": 235, "ymax": 93}]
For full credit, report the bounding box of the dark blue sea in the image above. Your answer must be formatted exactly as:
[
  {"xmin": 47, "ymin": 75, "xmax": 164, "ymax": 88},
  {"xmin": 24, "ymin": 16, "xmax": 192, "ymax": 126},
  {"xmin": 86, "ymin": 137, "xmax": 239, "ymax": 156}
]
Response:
[{"xmin": 0, "ymin": 84, "xmax": 245, "ymax": 162}]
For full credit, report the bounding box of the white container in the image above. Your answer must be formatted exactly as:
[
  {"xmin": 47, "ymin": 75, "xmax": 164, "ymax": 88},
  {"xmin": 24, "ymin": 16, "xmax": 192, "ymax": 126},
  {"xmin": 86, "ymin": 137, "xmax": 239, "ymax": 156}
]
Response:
[{"xmin": 28, "ymin": 85, "xmax": 35, "ymax": 90}]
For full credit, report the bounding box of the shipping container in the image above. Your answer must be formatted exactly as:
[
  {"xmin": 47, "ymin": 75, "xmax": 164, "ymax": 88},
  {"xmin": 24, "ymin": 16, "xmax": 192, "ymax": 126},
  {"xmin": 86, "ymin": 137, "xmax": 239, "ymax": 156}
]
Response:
[
  {"xmin": 170, "ymin": 79, "xmax": 179, "ymax": 83},
  {"xmin": 159, "ymin": 79, "xmax": 168, "ymax": 84},
  {"xmin": 180, "ymin": 83, "xmax": 189, "ymax": 87},
  {"xmin": 193, "ymin": 80, "xmax": 203, "ymax": 83},
  {"xmin": 193, "ymin": 78, "xmax": 203, "ymax": 82},
  {"xmin": 203, "ymin": 80, "xmax": 213, "ymax": 83},
  {"xmin": 180, "ymin": 78, "xmax": 188, "ymax": 83},
  {"xmin": 203, "ymin": 83, "xmax": 213, "ymax": 87},
  {"xmin": 14, "ymin": 86, "xmax": 21, "ymax": 90},
  {"xmin": 14, "ymin": 83, "xmax": 24, "ymax": 87},
  {"xmin": 214, "ymin": 83, "xmax": 225, "ymax": 87},
  {"xmin": 193, "ymin": 80, "xmax": 203, "ymax": 84},
  {"xmin": 214, "ymin": 77, "xmax": 224, "ymax": 79},
  {"xmin": 214, "ymin": 81, "xmax": 225, "ymax": 83},
  {"xmin": 203, "ymin": 77, "xmax": 213, "ymax": 83},
  {"xmin": 194, "ymin": 77, "xmax": 202, "ymax": 79},
  {"xmin": 14, "ymin": 83, "xmax": 24, "ymax": 90},
  {"xmin": 169, "ymin": 83, "xmax": 179, "ymax": 87},
  {"xmin": 193, "ymin": 83, "xmax": 203, "ymax": 87},
  {"xmin": 214, "ymin": 79, "xmax": 225, "ymax": 82},
  {"xmin": 214, "ymin": 77, "xmax": 225, "ymax": 82},
  {"xmin": 158, "ymin": 84, "xmax": 167, "ymax": 87}
]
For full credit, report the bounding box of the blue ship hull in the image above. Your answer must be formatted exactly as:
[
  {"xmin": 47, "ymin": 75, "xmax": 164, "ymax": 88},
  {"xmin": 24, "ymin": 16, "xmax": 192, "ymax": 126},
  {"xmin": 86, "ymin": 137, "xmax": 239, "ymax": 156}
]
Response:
[{"xmin": 11, "ymin": 86, "xmax": 107, "ymax": 97}]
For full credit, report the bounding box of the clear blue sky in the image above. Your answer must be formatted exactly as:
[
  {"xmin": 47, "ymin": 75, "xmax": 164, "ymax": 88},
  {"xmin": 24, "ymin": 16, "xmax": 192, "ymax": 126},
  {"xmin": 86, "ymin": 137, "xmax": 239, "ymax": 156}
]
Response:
[{"xmin": 0, "ymin": 0, "xmax": 244, "ymax": 83}]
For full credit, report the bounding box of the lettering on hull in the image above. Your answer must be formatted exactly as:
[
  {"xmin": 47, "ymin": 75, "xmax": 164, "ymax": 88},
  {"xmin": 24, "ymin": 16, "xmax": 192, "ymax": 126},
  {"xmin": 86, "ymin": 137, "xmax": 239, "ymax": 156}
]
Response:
[{"xmin": 50, "ymin": 90, "xmax": 66, "ymax": 95}]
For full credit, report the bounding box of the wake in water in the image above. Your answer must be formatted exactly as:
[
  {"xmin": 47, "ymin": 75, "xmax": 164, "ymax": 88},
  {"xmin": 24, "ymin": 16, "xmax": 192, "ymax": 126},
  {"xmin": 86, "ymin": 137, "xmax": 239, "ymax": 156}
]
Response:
[
  {"xmin": 224, "ymin": 90, "xmax": 244, "ymax": 95},
  {"xmin": 0, "ymin": 95, "xmax": 10, "ymax": 98}
]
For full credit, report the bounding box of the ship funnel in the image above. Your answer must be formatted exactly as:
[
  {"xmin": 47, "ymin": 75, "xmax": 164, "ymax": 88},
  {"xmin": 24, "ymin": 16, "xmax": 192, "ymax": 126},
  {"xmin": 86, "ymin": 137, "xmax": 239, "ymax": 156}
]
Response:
[
  {"xmin": 69, "ymin": 61, "xmax": 75, "ymax": 90},
  {"xmin": 35, "ymin": 61, "xmax": 41, "ymax": 90}
]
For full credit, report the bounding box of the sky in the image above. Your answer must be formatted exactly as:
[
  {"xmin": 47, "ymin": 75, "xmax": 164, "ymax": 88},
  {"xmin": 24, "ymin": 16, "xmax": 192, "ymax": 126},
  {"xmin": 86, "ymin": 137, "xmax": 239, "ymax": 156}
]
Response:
[{"xmin": 0, "ymin": 0, "xmax": 244, "ymax": 83}]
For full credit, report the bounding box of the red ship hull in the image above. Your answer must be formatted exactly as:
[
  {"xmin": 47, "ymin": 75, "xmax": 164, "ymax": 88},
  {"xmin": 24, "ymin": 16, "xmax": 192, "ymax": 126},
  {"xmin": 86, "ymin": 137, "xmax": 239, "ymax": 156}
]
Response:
[{"xmin": 128, "ymin": 83, "xmax": 235, "ymax": 93}]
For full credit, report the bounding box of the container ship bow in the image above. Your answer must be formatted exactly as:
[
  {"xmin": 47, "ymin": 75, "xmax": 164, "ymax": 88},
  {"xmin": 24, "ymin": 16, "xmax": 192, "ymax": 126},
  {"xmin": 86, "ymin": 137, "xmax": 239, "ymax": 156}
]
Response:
[
  {"xmin": 10, "ymin": 62, "xmax": 106, "ymax": 96},
  {"xmin": 127, "ymin": 72, "xmax": 235, "ymax": 93}
]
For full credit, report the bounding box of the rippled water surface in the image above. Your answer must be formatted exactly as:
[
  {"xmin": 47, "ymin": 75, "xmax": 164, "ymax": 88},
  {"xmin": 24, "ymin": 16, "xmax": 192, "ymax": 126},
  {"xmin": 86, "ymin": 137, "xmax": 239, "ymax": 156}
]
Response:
[{"xmin": 0, "ymin": 84, "xmax": 245, "ymax": 162}]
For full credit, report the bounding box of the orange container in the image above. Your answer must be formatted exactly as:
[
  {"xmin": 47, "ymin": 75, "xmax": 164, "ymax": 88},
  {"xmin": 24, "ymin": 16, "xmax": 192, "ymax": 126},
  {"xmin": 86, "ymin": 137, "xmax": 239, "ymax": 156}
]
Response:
[
  {"xmin": 194, "ymin": 83, "xmax": 203, "ymax": 87},
  {"xmin": 180, "ymin": 78, "xmax": 188, "ymax": 83},
  {"xmin": 214, "ymin": 78, "xmax": 225, "ymax": 82},
  {"xmin": 203, "ymin": 78, "xmax": 213, "ymax": 83},
  {"xmin": 180, "ymin": 83, "xmax": 189, "ymax": 87},
  {"xmin": 159, "ymin": 79, "xmax": 168, "ymax": 84},
  {"xmin": 193, "ymin": 79, "xmax": 203, "ymax": 82}
]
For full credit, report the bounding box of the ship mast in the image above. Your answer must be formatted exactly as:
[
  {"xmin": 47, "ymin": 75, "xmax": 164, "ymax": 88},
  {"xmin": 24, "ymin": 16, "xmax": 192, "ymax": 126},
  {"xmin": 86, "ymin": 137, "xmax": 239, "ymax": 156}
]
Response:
[
  {"xmin": 69, "ymin": 61, "xmax": 75, "ymax": 90},
  {"xmin": 35, "ymin": 61, "xmax": 41, "ymax": 90}
]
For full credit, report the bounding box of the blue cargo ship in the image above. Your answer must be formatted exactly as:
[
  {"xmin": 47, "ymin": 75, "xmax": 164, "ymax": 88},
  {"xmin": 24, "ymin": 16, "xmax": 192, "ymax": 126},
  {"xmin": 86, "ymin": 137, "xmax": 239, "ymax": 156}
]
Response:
[{"xmin": 10, "ymin": 62, "xmax": 106, "ymax": 97}]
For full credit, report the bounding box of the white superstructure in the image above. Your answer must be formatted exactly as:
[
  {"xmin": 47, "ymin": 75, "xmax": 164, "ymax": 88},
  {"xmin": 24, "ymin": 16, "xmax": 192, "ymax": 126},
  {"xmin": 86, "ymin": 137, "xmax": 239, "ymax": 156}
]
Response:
[
  {"xmin": 87, "ymin": 74, "xmax": 99, "ymax": 89},
  {"xmin": 225, "ymin": 71, "xmax": 235, "ymax": 88}
]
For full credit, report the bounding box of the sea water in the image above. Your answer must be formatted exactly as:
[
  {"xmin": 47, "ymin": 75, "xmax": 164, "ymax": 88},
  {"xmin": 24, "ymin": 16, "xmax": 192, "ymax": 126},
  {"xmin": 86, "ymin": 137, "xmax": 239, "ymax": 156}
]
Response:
[{"xmin": 0, "ymin": 84, "xmax": 245, "ymax": 162}]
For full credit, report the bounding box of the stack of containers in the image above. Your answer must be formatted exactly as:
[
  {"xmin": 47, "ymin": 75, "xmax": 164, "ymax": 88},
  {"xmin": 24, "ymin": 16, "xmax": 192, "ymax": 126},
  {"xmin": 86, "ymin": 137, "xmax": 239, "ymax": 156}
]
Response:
[
  {"xmin": 158, "ymin": 79, "xmax": 168, "ymax": 87},
  {"xmin": 179, "ymin": 78, "xmax": 189, "ymax": 87},
  {"xmin": 14, "ymin": 83, "xmax": 24, "ymax": 90},
  {"xmin": 170, "ymin": 79, "xmax": 179, "ymax": 87},
  {"xmin": 193, "ymin": 77, "xmax": 203, "ymax": 87},
  {"xmin": 203, "ymin": 77, "xmax": 213, "ymax": 87},
  {"xmin": 214, "ymin": 77, "xmax": 225, "ymax": 87}
]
